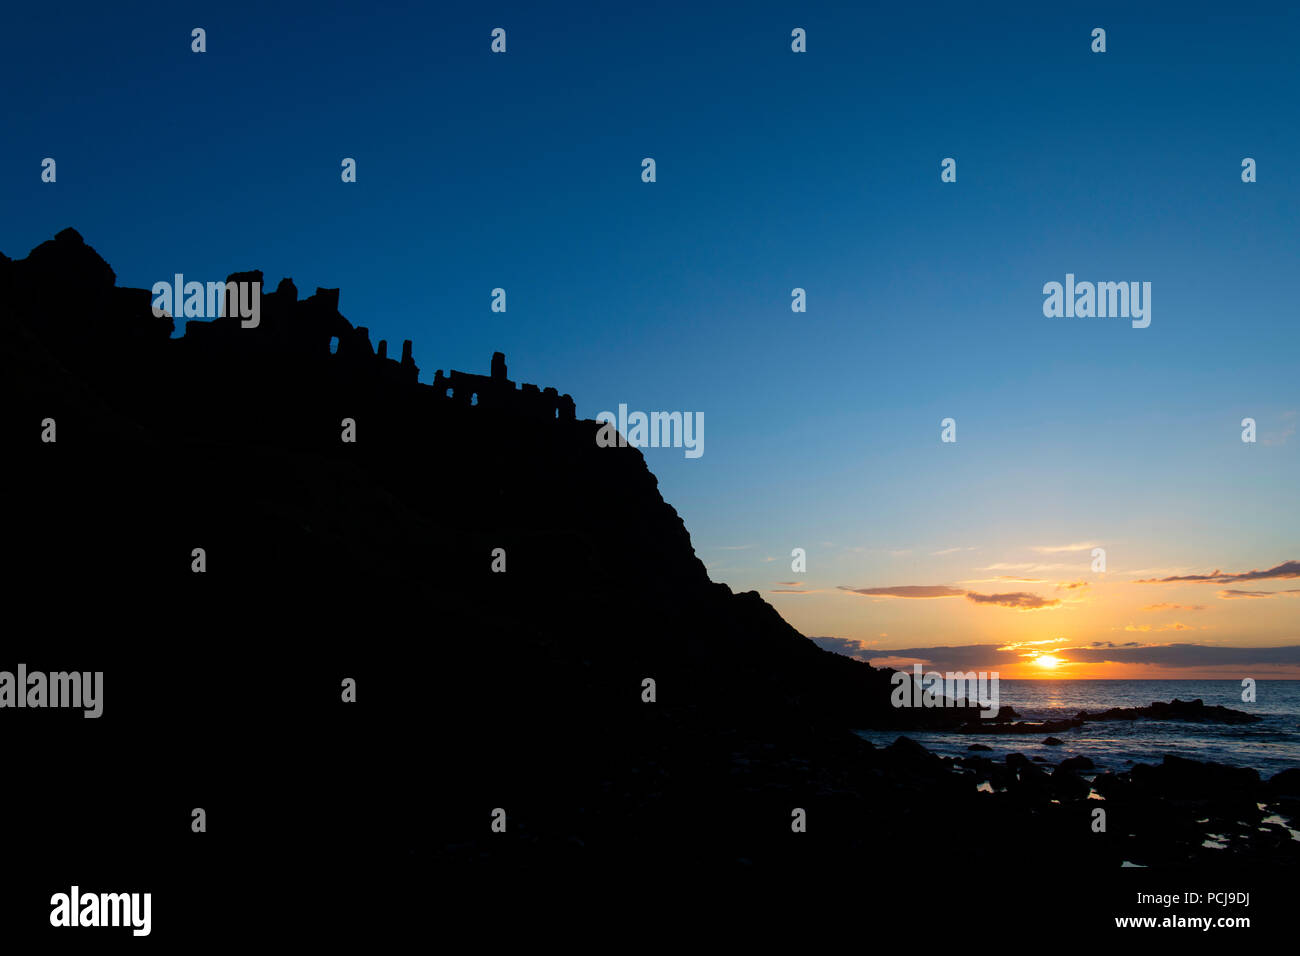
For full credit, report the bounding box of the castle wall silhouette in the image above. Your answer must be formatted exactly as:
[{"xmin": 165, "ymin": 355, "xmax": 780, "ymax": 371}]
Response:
[{"xmin": 182, "ymin": 264, "xmax": 576, "ymax": 421}]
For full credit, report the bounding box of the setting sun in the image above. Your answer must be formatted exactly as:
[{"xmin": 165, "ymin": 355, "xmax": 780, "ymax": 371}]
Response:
[{"xmin": 1033, "ymin": 654, "xmax": 1065, "ymax": 669}]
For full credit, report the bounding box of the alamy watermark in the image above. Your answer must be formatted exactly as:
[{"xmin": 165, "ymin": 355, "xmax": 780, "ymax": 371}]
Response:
[
  {"xmin": 596, "ymin": 404, "xmax": 704, "ymax": 459},
  {"xmin": 0, "ymin": 665, "xmax": 102, "ymax": 717},
  {"xmin": 1042, "ymin": 274, "xmax": 1150, "ymax": 328},
  {"xmin": 50, "ymin": 886, "xmax": 150, "ymax": 936},
  {"xmin": 151, "ymin": 275, "xmax": 261, "ymax": 328},
  {"xmin": 890, "ymin": 664, "xmax": 1000, "ymax": 718}
]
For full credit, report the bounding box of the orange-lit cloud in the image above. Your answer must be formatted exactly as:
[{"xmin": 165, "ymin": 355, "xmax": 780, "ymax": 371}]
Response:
[
  {"xmin": 1218, "ymin": 588, "xmax": 1300, "ymax": 599},
  {"xmin": 837, "ymin": 585, "xmax": 1062, "ymax": 609},
  {"xmin": 1136, "ymin": 559, "xmax": 1300, "ymax": 584},
  {"xmin": 837, "ymin": 585, "xmax": 965, "ymax": 599},
  {"xmin": 964, "ymin": 591, "xmax": 1060, "ymax": 610}
]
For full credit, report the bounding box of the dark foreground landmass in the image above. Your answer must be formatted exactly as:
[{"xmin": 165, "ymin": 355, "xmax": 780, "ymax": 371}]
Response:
[{"xmin": 2, "ymin": 230, "xmax": 1295, "ymax": 939}]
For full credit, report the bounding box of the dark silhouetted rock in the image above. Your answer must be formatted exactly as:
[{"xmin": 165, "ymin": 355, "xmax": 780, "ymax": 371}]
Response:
[
  {"xmin": 1130, "ymin": 755, "xmax": 1260, "ymax": 802},
  {"xmin": 887, "ymin": 735, "xmax": 943, "ymax": 768},
  {"xmin": 1091, "ymin": 772, "xmax": 1130, "ymax": 802},
  {"xmin": 955, "ymin": 697, "xmax": 1259, "ymax": 736},
  {"xmin": 1058, "ymin": 756, "xmax": 1095, "ymax": 773},
  {"xmin": 1080, "ymin": 699, "xmax": 1260, "ymax": 725},
  {"xmin": 1265, "ymin": 768, "xmax": 1300, "ymax": 798},
  {"xmin": 1050, "ymin": 767, "xmax": 1091, "ymax": 801}
]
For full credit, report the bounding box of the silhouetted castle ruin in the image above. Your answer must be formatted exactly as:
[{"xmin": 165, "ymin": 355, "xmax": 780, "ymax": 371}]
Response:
[
  {"xmin": 434, "ymin": 352, "xmax": 576, "ymax": 421},
  {"xmin": 177, "ymin": 263, "xmax": 575, "ymax": 420}
]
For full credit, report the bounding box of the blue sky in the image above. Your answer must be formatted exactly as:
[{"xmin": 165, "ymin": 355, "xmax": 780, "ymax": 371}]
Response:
[{"xmin": 4, "ymin": 1, "xmax": 1297, "ymax": 668}]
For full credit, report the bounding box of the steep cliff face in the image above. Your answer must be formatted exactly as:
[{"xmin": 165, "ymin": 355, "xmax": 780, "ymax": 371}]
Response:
[
  {"xmin": 0, "ymin": 229, "xmax": 969, "ymax": 872},
  {"xmin": 1, "ymin": 228, "xmax": 918, "ymax": 725}
]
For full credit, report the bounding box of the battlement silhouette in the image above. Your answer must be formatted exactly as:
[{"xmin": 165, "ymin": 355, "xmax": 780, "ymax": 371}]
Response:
[
  {"xmin": 1, "ymin": 230, "xmax": 577, "ymax": 421},
  {"xmin": 433, "ymin": 353, "xmax": 576, "ymax": 421},
  {"xmin": 171, "ymin": 262, "xmax": 576, "ymax": 420}
]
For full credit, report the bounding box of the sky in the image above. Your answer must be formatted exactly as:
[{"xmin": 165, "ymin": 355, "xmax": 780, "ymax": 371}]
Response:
[{"xmin": 3, "ymin": 1, "xmax": 1297, "ymax": 677}]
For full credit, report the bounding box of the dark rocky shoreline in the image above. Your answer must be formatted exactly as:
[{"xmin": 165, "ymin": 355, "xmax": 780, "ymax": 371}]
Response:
[
  {"xmin": 844, "ymin": 691, "xmax": 1299, "ymax": 865},
  {"xmin": 859, "ymin": 694, "xmax": 1300, "ymax": 863},
  {"xmin": 864, "ymin": 733, "xmax": 1300, "ymax": 865}
]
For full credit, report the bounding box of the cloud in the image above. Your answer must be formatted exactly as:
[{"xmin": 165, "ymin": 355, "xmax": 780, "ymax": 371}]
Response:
[
  {"xmin": 1031, "ymin": 542, "xmax": 1101, "ymax": 553},
  {"xmin": 1141, "ymin": 603, "xmax": 1206, "ymax": 612},
  {"xmin": 1218, "ymin": 588, "xmax": 1300, "ymax": 600},
  {"xmin": 1123, "ymin": 622, "xmax": 1193, "ymax": 632},
  {"xmin": 837, "ymin": 585, "xmax": 966, "ymax": 599},
  {"xmin": 869, "ymin": 644, "xmax": 1029, "ymax": 669},
  {"xmin": 931, "ymin": 546, "xmax": 976, "ymax": 555},
  {"xmin": 809, "ymin": 637, "xmax": 873, "ymax": 661},
  {"xmin": 964, "ymin": 591, "xmax": 1061, "ymax": 610},
  {"xmin": 1136, "ymin": 560, "xmax": 1300, "ymax": 584},
  {"xmin": 839, "ymin": 584, "xmax": 1061, "ymax": 609},
  {"xmin": 1064, "ymin": 644, "xmax": 1300, "ymax": 667},
  {"xmin": 1056, "ymin": 580, "xmax": 1090, "ymax": 591},
  {"xmin": 770, "ymin": 582, "xmax": 834, "ymax": 595}
]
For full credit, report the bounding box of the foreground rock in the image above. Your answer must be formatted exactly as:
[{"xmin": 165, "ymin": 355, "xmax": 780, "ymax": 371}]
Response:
[
  {"xmin": 954, "ymin": 697, "xmax": 1260, "ymax": 734},
  {"xmin": 1057, "ymin": 755, "xmax": 1095, "ymax": 773},
  {"xmin": 1080, "ymin": 699, "xmax": 1261, "ymax": 725}
]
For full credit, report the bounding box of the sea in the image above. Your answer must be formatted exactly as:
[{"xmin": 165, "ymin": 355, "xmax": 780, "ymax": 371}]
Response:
[{"xmin": 852, "ymin": 679, "xmax": 1300, "ymax": 779}]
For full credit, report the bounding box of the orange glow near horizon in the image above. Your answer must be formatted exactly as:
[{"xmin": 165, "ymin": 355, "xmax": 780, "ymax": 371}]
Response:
[
  {"xmin": 867, "ymin": 655, "xmax": 1300, "ymax": 680},
  {"xmin": 764, "ymin": 561, "xmax": 1300, "ymax": 679},
  {"xmin": 767, "ymin": 570, "xmax": 1300, "ymax": 678}
]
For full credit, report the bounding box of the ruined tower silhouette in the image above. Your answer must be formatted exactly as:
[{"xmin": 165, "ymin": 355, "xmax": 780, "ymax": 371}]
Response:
[
  {"xmin": 161, "ymin": 254, "xmax": 576, "ymax": 419},
  {"xmin": 433, "ymin": 351, "xmax": 575, "ymax": 420}
]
